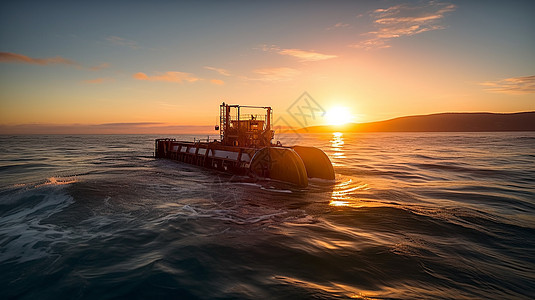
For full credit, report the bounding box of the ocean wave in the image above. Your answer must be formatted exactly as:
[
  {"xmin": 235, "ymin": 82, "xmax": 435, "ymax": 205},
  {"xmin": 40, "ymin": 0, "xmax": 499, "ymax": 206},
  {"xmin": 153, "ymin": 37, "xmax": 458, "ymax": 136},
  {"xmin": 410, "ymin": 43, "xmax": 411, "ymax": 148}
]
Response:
[{"xmin": 0, "ymin": 184, "xmax": 74, "ymax": 263}]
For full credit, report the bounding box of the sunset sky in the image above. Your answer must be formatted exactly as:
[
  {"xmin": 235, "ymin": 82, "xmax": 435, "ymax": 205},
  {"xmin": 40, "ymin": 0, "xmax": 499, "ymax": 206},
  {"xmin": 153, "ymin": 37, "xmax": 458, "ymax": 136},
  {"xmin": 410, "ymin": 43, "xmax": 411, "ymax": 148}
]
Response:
[{"xmin": 1, "ymin": 0, "xmax": 534, "ymax": 133}]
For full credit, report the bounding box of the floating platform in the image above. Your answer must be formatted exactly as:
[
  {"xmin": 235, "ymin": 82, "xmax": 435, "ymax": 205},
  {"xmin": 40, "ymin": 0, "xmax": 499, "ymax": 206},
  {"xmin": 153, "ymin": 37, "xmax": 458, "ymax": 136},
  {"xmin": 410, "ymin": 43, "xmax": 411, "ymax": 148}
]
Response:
[{"xmin": 155, "ymin": 103, "xmax": 334, "ymax": 187}]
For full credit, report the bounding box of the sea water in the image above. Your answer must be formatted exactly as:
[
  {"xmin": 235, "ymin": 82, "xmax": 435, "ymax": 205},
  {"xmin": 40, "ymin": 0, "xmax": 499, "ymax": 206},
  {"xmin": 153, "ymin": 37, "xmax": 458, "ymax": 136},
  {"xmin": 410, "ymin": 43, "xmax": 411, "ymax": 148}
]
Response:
[{"xmin": 1, "ymin": 133, "xmax": 534, "ymax": 299}]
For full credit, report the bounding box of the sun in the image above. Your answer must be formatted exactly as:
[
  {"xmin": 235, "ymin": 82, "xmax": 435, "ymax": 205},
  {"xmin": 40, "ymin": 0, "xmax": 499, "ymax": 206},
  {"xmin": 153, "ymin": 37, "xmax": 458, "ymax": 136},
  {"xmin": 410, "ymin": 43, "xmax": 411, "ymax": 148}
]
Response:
[{"xmin": 325, "ymin": 106, "xmax": 353, "ymax": 126}]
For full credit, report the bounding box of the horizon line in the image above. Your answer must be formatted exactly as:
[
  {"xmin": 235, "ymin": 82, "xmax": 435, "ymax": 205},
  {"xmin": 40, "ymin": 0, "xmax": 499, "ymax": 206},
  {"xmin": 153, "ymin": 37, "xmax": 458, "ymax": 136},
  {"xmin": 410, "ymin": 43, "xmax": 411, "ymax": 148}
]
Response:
[{"xmin": 1, "ymin": 111, "xmax": 533, "ymax": 135}]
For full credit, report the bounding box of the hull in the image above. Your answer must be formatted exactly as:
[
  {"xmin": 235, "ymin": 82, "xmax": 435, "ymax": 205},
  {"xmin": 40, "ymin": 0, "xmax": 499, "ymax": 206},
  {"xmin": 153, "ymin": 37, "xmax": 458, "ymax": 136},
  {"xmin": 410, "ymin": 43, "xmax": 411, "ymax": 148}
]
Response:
[
  {"xmin": 155, "ymin": 139, "xmax": 335, "ymax": 187},
  {"xmin": 155, "ymin": 139, "xmax": 256, "ymax": 175}
]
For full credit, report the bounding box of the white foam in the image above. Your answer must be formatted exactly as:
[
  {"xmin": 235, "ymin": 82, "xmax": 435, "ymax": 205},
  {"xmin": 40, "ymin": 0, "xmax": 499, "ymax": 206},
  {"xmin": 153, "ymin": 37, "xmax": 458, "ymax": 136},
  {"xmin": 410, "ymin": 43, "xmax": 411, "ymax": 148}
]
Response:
[
  {"xmin": 0, "ymin": 187, "xmax": 74, "ymax": 263},
  {"xmin": 260, "ymin": 187, "xmax": 293, "ymax": 193}
]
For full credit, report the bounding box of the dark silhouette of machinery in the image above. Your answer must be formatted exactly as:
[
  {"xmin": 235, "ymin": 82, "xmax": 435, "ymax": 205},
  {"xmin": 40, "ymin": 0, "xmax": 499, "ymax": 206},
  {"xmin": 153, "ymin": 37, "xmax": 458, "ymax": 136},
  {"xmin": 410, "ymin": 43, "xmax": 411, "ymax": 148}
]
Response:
[{"xmin": 155, "ymin": 102, "xmax": 334, "ymax": 187}]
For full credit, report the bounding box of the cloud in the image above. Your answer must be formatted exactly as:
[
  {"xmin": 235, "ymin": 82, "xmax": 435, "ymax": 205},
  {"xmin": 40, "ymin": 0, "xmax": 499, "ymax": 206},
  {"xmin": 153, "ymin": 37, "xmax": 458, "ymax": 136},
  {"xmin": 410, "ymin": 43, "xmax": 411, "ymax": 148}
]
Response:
[
  {"xmin": 97, "ymin": 122, "xmax": 162, "ymax": 127},
  {"xmin": 352, "ymin": 1, "xmax": 456, "ymax": 50},
  {"xmin": 210, "ymin": 79, "xmax": 225, "ymax": 85},
  {"xmin": 0, "ymin": 51, "xmax": 79, "ymax": 66},
  {"xmin": 81, "ymin": 77, "xmax": 115, "ymax": 84},
  {"xmin": 204, "ymin": 66, "xmax": 230, "ymax": 76},
  {"xmin": 251, "ymin": 67, "xmax": 301, "ymax": 82},
  {"xmin": 327, "ymin": 22, "xmax": 350, "ymax": 30},
  {"xmin": 0, "ymin": 123, "xmax": 215, "ymax": 135},
  {"xmin": 106, "ymin": 36, "xmax": 138, "ymax": 49},
  {"xmin": 256, "ymin": 44, "xmax": 280, "ymax": 52},
  {"xmin": 480, "ymin": 75, "xmax": 535, "ymax": 94},
  {"xmin": 0, "ymin": 52, "xmax": 111, "ymax": 72},
  {"xmin": 133, "ymin": 72, "xmax": 149, "ymax": 80},
  {"xmin": 258, "ymin": 45, "xmax": 336, "ymax": 62},
  {"xmin": 89, "ymin": 63, "xmax": 110, "ymax": 71},
  {"xmin": 278, "ymin": 49, "xmax": 337, "ymax": 62},
  {"xmin": 133, "ymin": 71, "xmax": 201, "ymax": 83}
]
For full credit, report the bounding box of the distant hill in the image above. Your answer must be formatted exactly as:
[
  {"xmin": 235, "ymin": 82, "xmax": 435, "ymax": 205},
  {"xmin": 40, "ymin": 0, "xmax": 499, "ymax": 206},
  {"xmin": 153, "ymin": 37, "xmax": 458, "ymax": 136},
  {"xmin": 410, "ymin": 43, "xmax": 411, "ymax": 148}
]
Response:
[{"xmin": 303, "ymin": 112, "xmax": 535, "ymax": 132}]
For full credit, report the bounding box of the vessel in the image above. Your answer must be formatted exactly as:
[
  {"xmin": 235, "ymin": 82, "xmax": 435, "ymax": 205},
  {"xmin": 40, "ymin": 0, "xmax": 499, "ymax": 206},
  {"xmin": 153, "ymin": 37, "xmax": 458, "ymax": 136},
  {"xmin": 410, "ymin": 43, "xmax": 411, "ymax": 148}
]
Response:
[{"xmin": 155, "ymin": 102, "xmax": 334, "ymax": 187}]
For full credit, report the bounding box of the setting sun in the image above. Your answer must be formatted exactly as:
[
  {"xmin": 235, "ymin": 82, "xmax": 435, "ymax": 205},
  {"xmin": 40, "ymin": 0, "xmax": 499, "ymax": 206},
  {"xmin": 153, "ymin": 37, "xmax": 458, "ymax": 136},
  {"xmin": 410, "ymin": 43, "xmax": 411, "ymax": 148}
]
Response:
[{"xmin": 325, "ymin": 106, "xmax": 353, "ymax": 126}]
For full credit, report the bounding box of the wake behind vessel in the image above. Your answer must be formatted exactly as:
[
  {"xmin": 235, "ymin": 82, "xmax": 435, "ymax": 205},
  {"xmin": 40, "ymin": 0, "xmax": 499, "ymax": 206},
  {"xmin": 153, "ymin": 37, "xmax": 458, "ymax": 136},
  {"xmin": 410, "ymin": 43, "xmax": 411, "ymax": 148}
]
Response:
[{"xmin": 155, "ymin": 102, "xmax": 334, "ymax": 187}]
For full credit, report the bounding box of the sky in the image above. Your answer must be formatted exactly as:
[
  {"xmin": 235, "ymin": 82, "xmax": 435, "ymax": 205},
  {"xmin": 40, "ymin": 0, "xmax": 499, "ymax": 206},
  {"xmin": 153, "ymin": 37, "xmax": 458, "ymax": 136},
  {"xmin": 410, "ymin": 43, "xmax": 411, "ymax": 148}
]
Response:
[{"xmin": 1, "ymin": 0, "xmax": 534, "ymax": 134}]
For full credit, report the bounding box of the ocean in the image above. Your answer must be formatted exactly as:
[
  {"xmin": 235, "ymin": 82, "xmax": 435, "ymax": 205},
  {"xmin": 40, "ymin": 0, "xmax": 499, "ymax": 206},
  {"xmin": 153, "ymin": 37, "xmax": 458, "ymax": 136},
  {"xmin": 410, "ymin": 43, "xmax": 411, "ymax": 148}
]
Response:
[{"xmin": 1, "ymin": 133, "xmax": 534, "ymax": 299}]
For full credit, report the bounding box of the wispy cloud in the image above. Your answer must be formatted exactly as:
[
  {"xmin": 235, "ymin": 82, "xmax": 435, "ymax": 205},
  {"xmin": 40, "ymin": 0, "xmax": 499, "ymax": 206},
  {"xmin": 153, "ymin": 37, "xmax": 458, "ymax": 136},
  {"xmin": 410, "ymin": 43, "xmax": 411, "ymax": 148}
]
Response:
[
  {"xmin": 251, "ymin": 67, "xmax": 301, "ymax": 82},
  {"xmin": 204, "ymin": 66, "xmax": 230, "ymax": 76},
  {"xmin": 89, "ymin": 63, "xmax": 110, "ymax": 71},
  {"xmin": 327, "ymin": 22, "xmax": 350, "ymax": 30},
  {"xmin": 0, "ymin": 123, "xmax": 215, "ymax": 134},
  {"xmin": 210, "ymin": 79, "xmax": 225, "ymax": 85},
  {"xmin": 352, "ymin": 1, "xmax": 456, "ymax": 50},
  {"xmin": 106, "ymin": 36, "xmax": 138, "ymax": 49},
  {"xmin": 0, "ymin": 51, "xmax": 79, "ymax": 66},
  {"xmin": 258, "ymin": 45, "xmax": 336, "ymax": 62},
  {"xmin": 0, "ymin": 51, "xmax": 111, "ymax": 72},
  {"xmin": 278, "ymin": 49, "xmax": 337, "ymax": 62},
  {"xmin": 480, "ymin": 75, "xmax": 535, "ymax": 94},
  {"xmin": 254, "ymin": 44, "xmax": 274, "ymax": 54},
  {"xmin": 133, "ymin": 71, "xmax": 201, "ymax": 83},
  {"xmin": 81, "ymin": 77, "xmax": 115, "ymax": 84}
]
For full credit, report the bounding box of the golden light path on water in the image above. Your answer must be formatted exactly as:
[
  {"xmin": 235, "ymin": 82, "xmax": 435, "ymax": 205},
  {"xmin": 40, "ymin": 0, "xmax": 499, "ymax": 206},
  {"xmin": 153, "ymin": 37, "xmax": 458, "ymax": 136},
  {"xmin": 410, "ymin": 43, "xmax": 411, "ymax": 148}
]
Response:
[
  {"xmin": 274, "ymin": 275, "xmax": 379, "ymax": 299},
  {"xmin": 328, "ymin": 132, "xmax": 372, "ymax": 208},
  {"xmin": 330, "ymin": 132, "xmax": 346, "ymax": 162}
]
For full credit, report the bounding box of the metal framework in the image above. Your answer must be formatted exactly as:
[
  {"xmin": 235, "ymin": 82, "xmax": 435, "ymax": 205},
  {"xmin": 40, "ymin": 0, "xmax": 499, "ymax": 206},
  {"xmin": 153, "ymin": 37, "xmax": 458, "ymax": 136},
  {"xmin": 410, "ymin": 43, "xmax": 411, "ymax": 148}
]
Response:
[{"xmin": 219, "ymin": 102, "xmax": 273, "ymax": 148}]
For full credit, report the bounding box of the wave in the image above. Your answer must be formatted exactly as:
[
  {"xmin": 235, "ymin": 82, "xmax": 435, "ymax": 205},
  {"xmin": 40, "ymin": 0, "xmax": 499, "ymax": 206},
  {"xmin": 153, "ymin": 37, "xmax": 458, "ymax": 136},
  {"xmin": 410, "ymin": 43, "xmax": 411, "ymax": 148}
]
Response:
[{"xmin": 0, "ymin": 182, "xmax": 75, "ymax": 263}]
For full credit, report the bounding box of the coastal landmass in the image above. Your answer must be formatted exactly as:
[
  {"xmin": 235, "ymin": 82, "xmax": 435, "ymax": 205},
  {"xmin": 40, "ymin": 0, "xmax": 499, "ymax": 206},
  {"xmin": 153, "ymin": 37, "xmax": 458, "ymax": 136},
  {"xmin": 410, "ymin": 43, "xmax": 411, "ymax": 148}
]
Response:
[
  {"xmin": 303, "ymin": 112, "xmax": 535, "ymax": 132},
  {"xmin": 2, "ymin": 112, "xmax": 534, "ymax": 135}
]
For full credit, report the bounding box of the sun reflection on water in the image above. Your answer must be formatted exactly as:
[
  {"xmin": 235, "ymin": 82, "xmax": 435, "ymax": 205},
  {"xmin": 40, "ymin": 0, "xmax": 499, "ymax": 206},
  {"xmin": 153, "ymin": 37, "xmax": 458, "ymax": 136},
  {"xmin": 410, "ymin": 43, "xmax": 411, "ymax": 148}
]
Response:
[
  {"xmin": 329, "ymin": 178, "xmax": 371, "ymax": 208},
  {"xmin": 327, "ymin": 132, "xmax": 382, "ymax": 208},
  {"xmin": 35, "ymin": 176, "xmax": 78, "ymax": 187},
  {"xmin": 274, "ymin": 275, "xmax": 379, "ymax": 299},
  {"xmin": 330, "ymin": 132, "xmax": 346, "ymax": 163}
]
